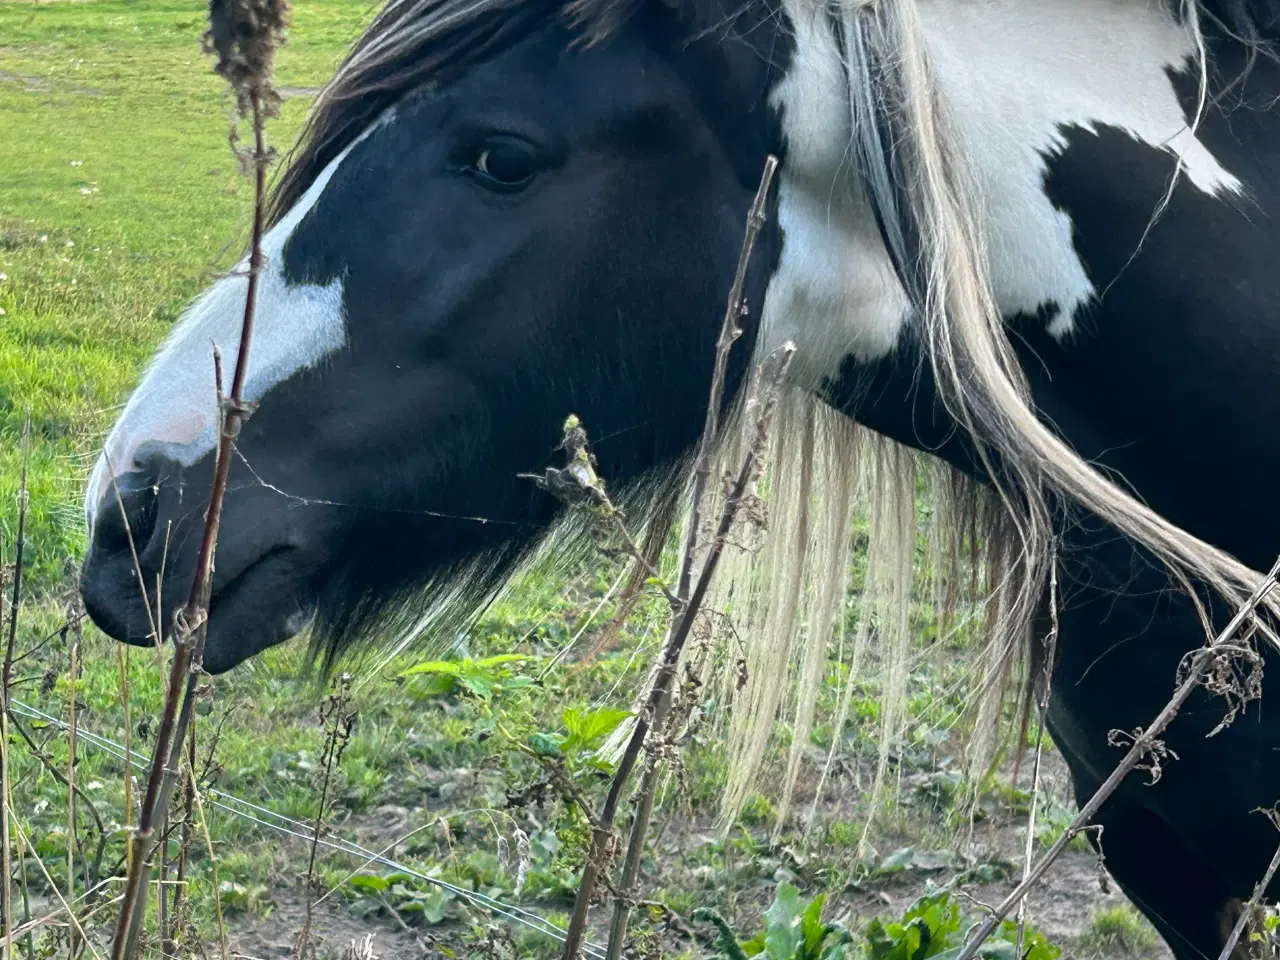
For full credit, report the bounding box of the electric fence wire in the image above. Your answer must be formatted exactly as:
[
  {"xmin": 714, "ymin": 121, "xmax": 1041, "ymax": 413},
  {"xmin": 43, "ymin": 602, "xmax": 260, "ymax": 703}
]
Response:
[{"xmin": 10, "ymin": 698, "xmax": 608, "ymax": 960}]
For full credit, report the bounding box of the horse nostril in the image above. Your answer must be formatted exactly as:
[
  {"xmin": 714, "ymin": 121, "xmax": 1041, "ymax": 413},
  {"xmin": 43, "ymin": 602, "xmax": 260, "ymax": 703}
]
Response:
[{"xmin": 92, "ymin": 465, "xmax": 161, "ymax": 556}]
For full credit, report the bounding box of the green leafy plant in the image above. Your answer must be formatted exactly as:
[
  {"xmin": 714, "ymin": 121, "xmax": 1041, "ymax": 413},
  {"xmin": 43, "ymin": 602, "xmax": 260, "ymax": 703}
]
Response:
[
  {"xmin": 401, "ymin": 654, "xmax": 538, "ymax": 702},
  {"xmin": 525, "ymin": 706, "xmax": 632, "ymax": 769},
  {"xmin": 865, "ymin": 884, "xmax": 962, "ymax": 960},
  {"xmin": 865, "ymin": 885, "xmax": 1061, "ymax": 960},
  {"xmin": 216, "ymin": 880, "xmax": 273, "ymax": 918},
  {"xmin": 1077, "ymin": 904, "xmax": 1157, "ymax": 957},
  {"xmin": 347, "ymin": 871, "xmax": 458, "ymax": 925},
  {"xmin": 695, "ymin": 882, "xmax": 855, "ymax": 959}
]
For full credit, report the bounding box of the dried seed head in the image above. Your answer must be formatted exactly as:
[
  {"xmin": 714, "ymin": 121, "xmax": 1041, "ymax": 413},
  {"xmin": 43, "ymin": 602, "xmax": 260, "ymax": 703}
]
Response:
[
  {"xmin": 204, "ymin": 0, "xmax": 290, "ymax": 119},
  {"xmin": 513, "ymin": 828, "xmax": 531, "ymax": 896}
]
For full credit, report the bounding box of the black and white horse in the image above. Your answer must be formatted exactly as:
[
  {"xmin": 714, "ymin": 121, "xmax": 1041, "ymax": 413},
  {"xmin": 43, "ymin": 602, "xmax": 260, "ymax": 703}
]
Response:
[{"xmin": 79, "ymin": 0, "xmax": 1280, "ymax": 955}]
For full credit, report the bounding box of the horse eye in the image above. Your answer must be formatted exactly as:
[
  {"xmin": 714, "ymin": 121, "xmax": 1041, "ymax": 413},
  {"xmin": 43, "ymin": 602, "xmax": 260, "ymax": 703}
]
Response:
[{"xmin": 469, "ymin": 141, "xmax": 537, "ymax": 191}]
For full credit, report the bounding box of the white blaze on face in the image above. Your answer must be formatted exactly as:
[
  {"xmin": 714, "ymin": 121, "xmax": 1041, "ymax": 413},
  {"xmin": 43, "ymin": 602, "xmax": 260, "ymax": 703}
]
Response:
[
  {"xmin": 763, "ymin": 0, "xmax": 1245, "ymax": 374},
  {"xmin": 84, "ymin": 118, "xmax": 388, "ymax": 535}
]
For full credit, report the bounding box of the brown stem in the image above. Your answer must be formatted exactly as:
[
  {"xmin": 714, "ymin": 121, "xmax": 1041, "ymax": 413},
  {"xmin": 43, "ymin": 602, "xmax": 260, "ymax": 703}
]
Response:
[
  {"xmin": 677, "ymin": 155, "xmax": 778, "ymax": 602},
  {"xmin": 9, "ymin": 717, "xmax": 107, "ymax": 887},
  {"xmin": 565, "ymin": 156, "xmax": 780, "ymax": 960},
  {"xmin": 2, "ymin": 411, "xmax": 31, "ymax": 960},
  {"xmin": 115, "ymin": 644, "xmax": 133, "ymax": 875},
  {"xmin": 110, "ymin": 85, "xmax": 271, "ymax": 960},
  {"xmin": 1015, "ymin": 547, "xmax": 1058, "ymax": 959},
  {"xmin": 295, "ymin": 685, "xmax": 354, "ymax": 960},
  {"xmin": 603, "ymin": 759, "xmax": 660, "ymax": 960},
  {"xmin": 1216, "ymin": 812, "xmax": 1280, "ymax": 960},
  {"xmin": 559, "ymin": 342, "xmax": 795, "ymax": 960},
  {"xmin": 164, "ymin": 721, "xmax": 196, "ymax": 958},
  {"xmin": 157, "ymin": 810, "xmax": 168, "ymax": 959},
  {"xmin": 190, "ymin": 787, "xmax": 230, "ymax": 960},
  {"xmin": 956, "ymin": 553, "xmax": 1280, "ymax": 960},
  {"xmin": 67, "ymin": 639, "xmax": 79, "ymax": 960}
]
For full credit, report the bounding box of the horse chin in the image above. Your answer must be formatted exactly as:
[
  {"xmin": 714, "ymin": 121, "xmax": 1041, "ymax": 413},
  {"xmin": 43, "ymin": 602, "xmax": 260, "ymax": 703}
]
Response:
[{"xmin": 200, "ymin": 548, "xmax": 312, "ymax": 674}]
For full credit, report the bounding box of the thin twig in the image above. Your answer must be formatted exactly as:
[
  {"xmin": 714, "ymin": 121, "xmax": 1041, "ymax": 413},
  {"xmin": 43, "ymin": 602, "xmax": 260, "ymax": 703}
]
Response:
[
  {"xmin": 560, "ymin": 339, "xmax": 795, "ymax": 960},
  {"xmin": 589, "ymin": 155, "xmax": 779, "ymax": 960},
  {"xmin": 110, "ymin": 3, "xmax": 286, "ymax": 943},
  {"xmin": 116, "ymin": 643, "xmax": 133, "ymax": 874},
  {"xmin": 7, "ymin": 812, "xmax": 104, "ymax": 960},
  {"xmin": 295, "ymin": 681, "xmax": 355, "ymax": 960},
  {"xmin": 1016, "ymin": 547, "xmax": 1058, "ymax": 959},
  {"xmin": 956, "ymin": 553, "xmax": 1280, "ymax": 960},
  {"xmin": 167, "ymin": 720, "xmax": 198, "ymax": 958},
  {"xmin": 2, "ymin": 410, "xmax": 31, "ymax": 960},
  {"xmin": 603, "ymin": 762, "xmax": 660, "ymax": 960},
  {"xmin": 0, "ymin": 881, "xmax": 120, "ymax": 953},
  {"xmin": 1217, "ymin": 809, "xmax": 1280, "ymax": 960},
  {"xmin": 191, "ymin": 787, "xmax": 230, "ymax": 960},
  {"xmin": 9, "ymin": 717, "xmax": 107, "ymax": 885},
  {"xmin": 677, "ymin": 154, "xmax": 778, "ymax": 603},
  {"xmin": 67, "ymin": 637, "xmax": 80, "ymax": 960}
]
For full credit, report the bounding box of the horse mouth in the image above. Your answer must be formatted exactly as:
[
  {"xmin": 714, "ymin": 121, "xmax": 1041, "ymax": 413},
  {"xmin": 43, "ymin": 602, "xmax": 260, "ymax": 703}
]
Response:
[{"xmin": 82, "ymin": 544, "xmax": 311, "ymax": 675}]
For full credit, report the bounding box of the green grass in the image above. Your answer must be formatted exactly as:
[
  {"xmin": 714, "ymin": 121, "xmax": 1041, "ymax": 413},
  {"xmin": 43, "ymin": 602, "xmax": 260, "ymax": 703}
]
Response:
[
  {"xmin": 0, "ymin": 0, "xmax": 371, "ymax": 584},
  {"xmin": 1078, "ymin": 904, "xmax": 1160, "ymax": 958}
]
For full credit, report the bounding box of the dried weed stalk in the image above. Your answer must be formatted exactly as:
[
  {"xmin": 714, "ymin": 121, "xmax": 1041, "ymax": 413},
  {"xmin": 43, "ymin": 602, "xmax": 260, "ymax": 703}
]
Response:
[
  {"xmin": 1217, "ymin": 807, "xmax": 1280, "ymax": 960},
  {"xmin": 1, "ymin": 412, "xmax": 31, "ymax": 960},
  {"xmin": 108, "ymin": 1, "xmax": 288, "ymax": 955},
  {"xmin": 294, "ymin": 676, "xmax": 357, "ymax": 960}
]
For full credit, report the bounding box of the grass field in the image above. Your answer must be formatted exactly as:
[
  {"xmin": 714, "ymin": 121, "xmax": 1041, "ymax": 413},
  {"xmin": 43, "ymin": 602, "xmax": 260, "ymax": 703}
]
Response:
[
  {"xmin": 0, "ymin": 0, "xmax": 373, "ymax": 584},
  {"xmin": 0, "ymin": 3, "xmax": 1166, "ymax": 958}
]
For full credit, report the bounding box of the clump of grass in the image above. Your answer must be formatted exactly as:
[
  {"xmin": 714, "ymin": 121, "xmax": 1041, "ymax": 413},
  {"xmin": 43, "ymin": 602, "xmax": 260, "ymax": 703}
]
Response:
[
  {"xmin": 1077, "ymin": 904, "xmax": 1158, "ymax": 958},
  {"xmin": 738, "ymin": 794, "xmax": 777, "ymax": 828}
]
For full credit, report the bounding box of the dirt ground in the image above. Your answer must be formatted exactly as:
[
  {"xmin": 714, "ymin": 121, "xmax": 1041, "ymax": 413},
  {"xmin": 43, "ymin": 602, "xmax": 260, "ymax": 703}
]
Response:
[{"xmin": 223, "ymin": 750, "xmax": 1172, "ymax": 960}]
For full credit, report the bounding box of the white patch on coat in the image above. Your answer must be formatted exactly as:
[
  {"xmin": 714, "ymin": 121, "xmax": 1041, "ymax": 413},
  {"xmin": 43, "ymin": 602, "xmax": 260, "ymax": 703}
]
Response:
[
  {"xmin": 760, "ymin": 0, "xmax": 912, "ymax": 385},
  {"xmin": 84, "ymin": 114, "xmax": 391, "ymax": 532},
  {"xmin": 764, "ymin": 0, "xmax": 1245, "ymax": 372}
]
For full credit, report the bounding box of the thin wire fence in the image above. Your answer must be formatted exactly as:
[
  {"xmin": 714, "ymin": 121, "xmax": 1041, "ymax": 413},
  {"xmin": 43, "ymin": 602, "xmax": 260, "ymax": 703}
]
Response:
[{"xmin": 9, "ymin": 698, "xmax": 608, "ymax": 960}]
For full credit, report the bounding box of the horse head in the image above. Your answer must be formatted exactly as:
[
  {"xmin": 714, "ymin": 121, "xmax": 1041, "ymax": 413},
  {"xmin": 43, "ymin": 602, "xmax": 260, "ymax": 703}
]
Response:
[{"xmin": 79, "ymin": 0, "xmax": 786, "ymax": 673}]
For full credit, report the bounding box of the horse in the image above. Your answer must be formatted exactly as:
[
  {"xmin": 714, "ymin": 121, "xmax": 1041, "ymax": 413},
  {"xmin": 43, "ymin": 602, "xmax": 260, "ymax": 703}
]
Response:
[{"xmin": 77, "ymin": 0, "xmax": 1280, "ymax": 955}]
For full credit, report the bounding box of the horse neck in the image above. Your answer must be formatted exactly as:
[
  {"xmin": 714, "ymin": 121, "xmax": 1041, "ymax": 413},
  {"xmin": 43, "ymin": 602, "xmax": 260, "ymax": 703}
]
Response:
[{"xmin": 759, "ymin": 0, "xmax": 1248, "ymax": 472}]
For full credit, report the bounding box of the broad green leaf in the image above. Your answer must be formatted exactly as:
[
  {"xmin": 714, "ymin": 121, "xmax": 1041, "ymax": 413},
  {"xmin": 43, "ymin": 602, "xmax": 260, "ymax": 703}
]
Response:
[
  {"xmin": 400, "ymin": 660, "xmax": 463, "ymax": 677},
  {"xmin": 414, "ymin": 673, "xmax": 457, "ymax": 697},
  {"xmin": 764, "ymin": 882, "xmax": 802, "ymax": 960},
  {"xmin": 420, "ymin": 887, "xmax": 453, "ymax": 925},
  {"xmin": 460, "ymin": 670, "xmax": 494, "ymax": 700},
  {"xmin": 528, "ymin": 732, "xmax": 564, "ymax": 757},
  {"xmin": 800, "ymin": 893, "xmax": 827, "ymax": 957},
  {"xmin": 563, "ymin": 707, "xmax": 632, "ymax": 749},
  {"xmin": 348, "ymin": 875, "xmax": 389, "ymax": 893}
]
